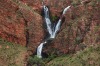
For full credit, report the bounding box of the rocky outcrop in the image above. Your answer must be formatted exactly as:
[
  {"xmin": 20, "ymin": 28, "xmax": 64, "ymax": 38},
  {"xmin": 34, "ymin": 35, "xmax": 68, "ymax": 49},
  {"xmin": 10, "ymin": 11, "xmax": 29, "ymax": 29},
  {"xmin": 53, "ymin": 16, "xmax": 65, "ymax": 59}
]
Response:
[
  {"xmin": 44, "ymin": 0, "xmax": 100, "ymax": 55},
  {"xmin": 46, "ymin": 0, "xmax": 100, "ymax": 55},
  {"xmin": 0, "ymin": 0, "xmax": 26, "ymax": 45},
  {"xmin": 0, "ymin": 0, "xmax": 100, "ymax": 55},
  {"xmin": 25, "ymin": 0, "xmax": 99, "ymax": 55},
  {"xmin": 0, "ymin": 0, "xmax": 44, "ymax": 52}
]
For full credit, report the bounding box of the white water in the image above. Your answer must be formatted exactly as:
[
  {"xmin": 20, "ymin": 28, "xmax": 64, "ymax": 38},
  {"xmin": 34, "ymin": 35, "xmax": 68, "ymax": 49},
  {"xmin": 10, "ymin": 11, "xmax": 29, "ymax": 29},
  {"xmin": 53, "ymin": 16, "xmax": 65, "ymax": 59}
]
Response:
[
  {"xmin": 37, "ymin": 43, "xmax": 44, "ymax": 58},
  {"xmin": 37, "ymin": 41, "xmax": 47, "ymax": 58},
  {"xmin": 37, "ymin": 5, "xmax": 70, "ymax": 58},
  {"xmin": 50, "ymin": 19, "xmax": 62, "ymax": 39},
  {"xmin": 63, "ymin": 6, "xmax": 71, "ymax": 15},
  {"xmin": 44, "ymin": 6, "xmax": 52, "ymax": 36}
]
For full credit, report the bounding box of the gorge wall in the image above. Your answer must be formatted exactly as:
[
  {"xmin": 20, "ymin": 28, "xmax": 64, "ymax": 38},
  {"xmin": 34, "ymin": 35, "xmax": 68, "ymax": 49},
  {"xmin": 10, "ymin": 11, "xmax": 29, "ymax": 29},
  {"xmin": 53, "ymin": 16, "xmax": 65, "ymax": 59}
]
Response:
[{"xmin": 0, "ymin": 0, "xmax": 100, "ymax": 55}]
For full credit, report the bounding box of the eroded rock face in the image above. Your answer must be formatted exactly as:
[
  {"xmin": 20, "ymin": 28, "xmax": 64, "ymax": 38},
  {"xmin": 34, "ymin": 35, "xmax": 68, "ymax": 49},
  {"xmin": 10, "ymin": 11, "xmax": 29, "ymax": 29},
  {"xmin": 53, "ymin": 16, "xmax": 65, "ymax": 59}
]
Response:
[
  {"xmin": 46, "ymin": 0, "xmax": 100, "ymax": 55},
  {"xmin": 0, "ymin": 0, "xmax": 44, "ymax": 52},
  {"xmin": 55, "ymin": 0, "xmax": 99, "ymax": 55},
  {"xmin": 0, "ymin": 0, "xmax": 100, "ymax": 55},
  {"xmin": 24, "ymin": 0, "xmax": 100, "ymax": 55},
  {"xmin": 0, "ymin": 0, "xmax": 26, "ymax": 46}
]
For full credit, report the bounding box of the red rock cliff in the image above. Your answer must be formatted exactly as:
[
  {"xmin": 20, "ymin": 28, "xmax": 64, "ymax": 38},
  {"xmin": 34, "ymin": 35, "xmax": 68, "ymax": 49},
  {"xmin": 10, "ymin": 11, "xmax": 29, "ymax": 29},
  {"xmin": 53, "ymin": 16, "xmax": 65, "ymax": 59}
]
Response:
[
  {"xmin": 0, "ymin": 0, "xmax": 100, "ymax": 54},
  {"xmin": 0, "ymin": 0, "xmax": 44, "ymax": 52}
]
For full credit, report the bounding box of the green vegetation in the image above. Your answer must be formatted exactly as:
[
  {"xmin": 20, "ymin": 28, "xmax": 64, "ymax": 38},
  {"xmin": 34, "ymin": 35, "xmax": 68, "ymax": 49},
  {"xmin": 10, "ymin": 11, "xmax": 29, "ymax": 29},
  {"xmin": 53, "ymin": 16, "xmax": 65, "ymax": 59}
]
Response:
[
  {"xmin": 27, "ymin": 55, "xmax": 45, "ymax": 66},
  {"xmin": 47, "ymin": 44, "xmax": 100, "ymax": 66},
  {"xmin": 27, "ymin": 44, "xmax": 100, "ymax": 66},
  {"xmin": 27, "ymin": 54, "xmax": 57, "ymax": 66},
  {"xmin": 0, "ymin": 38, "xmax": 27, "ymax": 66},
  {"xmin": 51, "ymin": 15, "xmax": 58, "ymax": 21}
]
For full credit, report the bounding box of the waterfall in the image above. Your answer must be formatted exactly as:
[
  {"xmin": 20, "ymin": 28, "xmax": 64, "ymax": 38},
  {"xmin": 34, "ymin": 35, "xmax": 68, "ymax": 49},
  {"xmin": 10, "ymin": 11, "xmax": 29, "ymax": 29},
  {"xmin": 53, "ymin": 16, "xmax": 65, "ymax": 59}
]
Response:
[
  {"xmin": 50, "ymin": 19, "xmax": 62, "ymax": 39},
  {"xmin": 37, "ymin": 41, "xmax": 47, "ymax": 58},
  {"xmin": 37, "ymin": 5, "xmax": 70, "ymax": 58},
  {"xmin": 43, "ymin": 6, "xmax": 52, "ymax": 37},
  {"xmin": 63, "ymin": 6, "xmax": 71, "ymax": 15}
]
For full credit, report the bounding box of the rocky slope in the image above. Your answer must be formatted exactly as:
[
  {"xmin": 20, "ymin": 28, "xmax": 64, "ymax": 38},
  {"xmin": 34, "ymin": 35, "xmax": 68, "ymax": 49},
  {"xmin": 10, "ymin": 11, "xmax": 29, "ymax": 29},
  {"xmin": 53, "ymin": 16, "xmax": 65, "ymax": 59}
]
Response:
[
  {"xmin": 47, "ymin": 44, "xmax": 100, "ymax": 66},
  {"xmin": 0, "ymin": 0, "xmax": 44, "ymax": 52},
  {"xmin": 0, "ymin": 0, "xmax": 100, "ymax": 55}
]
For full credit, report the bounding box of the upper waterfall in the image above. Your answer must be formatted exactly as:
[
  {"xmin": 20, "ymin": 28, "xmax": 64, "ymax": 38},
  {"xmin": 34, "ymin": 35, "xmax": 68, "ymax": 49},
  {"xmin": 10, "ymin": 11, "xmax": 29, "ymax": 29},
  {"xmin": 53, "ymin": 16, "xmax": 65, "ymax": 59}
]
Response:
[{"xmin": 63, "ymin": 6, "xmax": 71, "ymax": 15}]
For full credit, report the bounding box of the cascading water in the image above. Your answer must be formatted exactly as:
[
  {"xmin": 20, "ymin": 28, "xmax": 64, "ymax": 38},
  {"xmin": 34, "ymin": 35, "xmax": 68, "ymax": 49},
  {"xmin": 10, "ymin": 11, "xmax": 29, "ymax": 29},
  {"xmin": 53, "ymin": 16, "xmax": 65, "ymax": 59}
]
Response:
[
  {"xmin": 43, "ymin": 6, "xmax": 52, "ymax": 37},
  {"xmin": 37, "ymin": 4, "xmax": 71, "ymax": 58},
  {"xmin": 37, "ymin": 41, "xmax": 47, "ymax": 58},
  {"xmin": 63, "ymin": 6, "xmax": 71, "ymax": 15}
]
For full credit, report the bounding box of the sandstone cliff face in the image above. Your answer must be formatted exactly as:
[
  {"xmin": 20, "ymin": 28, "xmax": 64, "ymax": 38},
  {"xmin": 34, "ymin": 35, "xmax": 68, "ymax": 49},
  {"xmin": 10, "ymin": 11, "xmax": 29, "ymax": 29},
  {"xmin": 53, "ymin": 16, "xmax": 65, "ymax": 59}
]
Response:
[
  {"xmin": 0, "ymin": 0, "xmax": 100, "ymax": 55},
  {"xmin": 0, "ymin": 0, "xmax": 26, "ymax": 45},
  {"xmin": 0, "ymin": 0, "xmax": 44, "ymax": 52},
  {"xmin": 45, "ymin": 0, "xmax": 100, "ymax": 55}
]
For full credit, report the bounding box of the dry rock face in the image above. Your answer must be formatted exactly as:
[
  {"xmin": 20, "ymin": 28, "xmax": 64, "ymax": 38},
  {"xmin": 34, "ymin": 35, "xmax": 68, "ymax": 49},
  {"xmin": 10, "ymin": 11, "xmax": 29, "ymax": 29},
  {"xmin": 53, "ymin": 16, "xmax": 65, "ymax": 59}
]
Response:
[
  {"xmin": 0, "ymin": 0, "xmax": 26, "ymax": 46},
  {"xmin": 0, "ymin": 0, "xmax": 100, "ymax": 55},
  {"xmin": 0, "ymin": 0, "xmax": 44, "ymax": 52}
]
